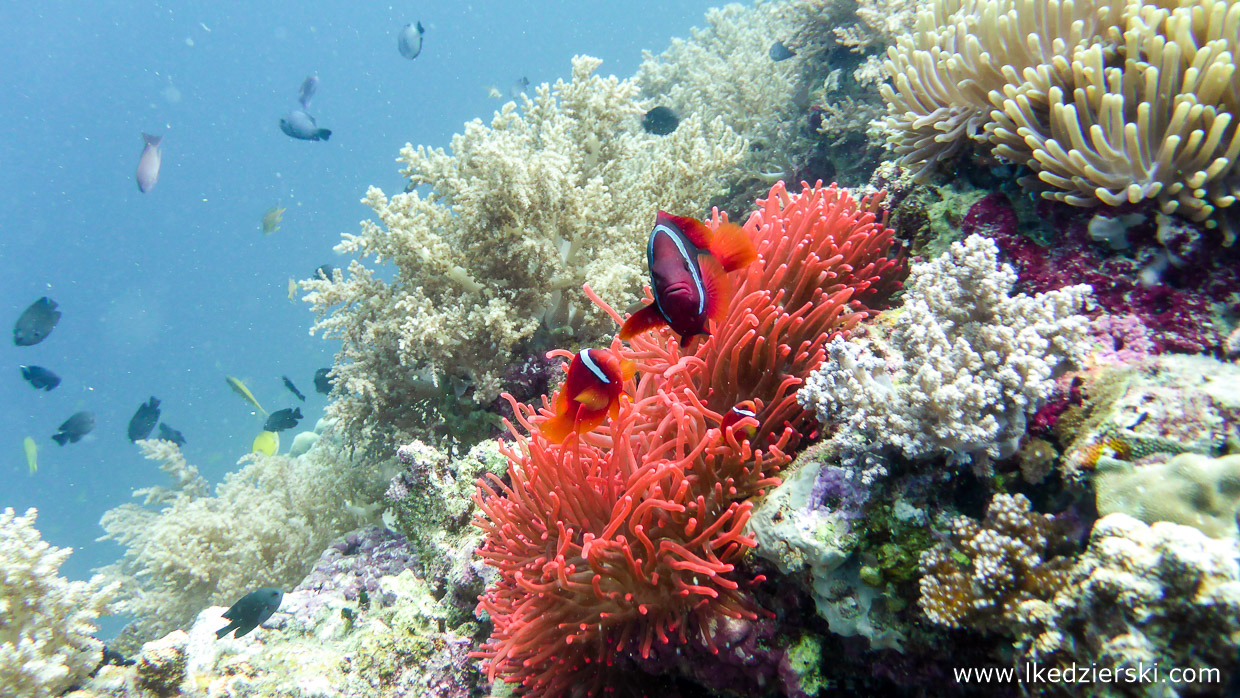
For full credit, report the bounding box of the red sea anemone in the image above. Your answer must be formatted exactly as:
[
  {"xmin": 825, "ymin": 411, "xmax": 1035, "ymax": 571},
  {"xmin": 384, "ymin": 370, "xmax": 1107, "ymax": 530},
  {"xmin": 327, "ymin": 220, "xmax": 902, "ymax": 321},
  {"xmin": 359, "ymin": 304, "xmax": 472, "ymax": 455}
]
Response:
[{"xmin": 472, "ymin": 181, "xmax": 905, "ymax": 696}]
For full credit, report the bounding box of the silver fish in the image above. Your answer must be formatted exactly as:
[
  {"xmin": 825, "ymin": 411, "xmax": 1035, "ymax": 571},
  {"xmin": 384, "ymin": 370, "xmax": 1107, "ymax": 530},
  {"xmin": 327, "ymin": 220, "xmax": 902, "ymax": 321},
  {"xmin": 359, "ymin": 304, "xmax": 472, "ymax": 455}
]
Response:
[
  {"xmin": 397, "ymin": 21, "xmax": 424, "ymax": 59},
  {"xmin": 279, "ymin": 110, "xmax": 331, "ymax": 141},
  {"xmin": 136, "ymin": 132, "xmax": 162, "ymax": 192},
  {"xmin": 298, "ymin": 75, "xmax": 318, "ymax": 109}
]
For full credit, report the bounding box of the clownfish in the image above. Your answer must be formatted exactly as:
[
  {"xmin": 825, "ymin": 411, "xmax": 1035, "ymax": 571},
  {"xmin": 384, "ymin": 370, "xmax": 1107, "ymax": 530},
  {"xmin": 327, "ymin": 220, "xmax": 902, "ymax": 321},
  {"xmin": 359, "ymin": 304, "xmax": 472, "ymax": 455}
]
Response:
[
  {"xmin": 721, "ymin": 400, "xmax": 760, "ymax": 442},
  {"xmin": 619, "ymin": 211, "xmax": 756, "ymax": 342},
  {"xmin": 541, "ymin": 348, "xmax": 637, "ymax": 443}
]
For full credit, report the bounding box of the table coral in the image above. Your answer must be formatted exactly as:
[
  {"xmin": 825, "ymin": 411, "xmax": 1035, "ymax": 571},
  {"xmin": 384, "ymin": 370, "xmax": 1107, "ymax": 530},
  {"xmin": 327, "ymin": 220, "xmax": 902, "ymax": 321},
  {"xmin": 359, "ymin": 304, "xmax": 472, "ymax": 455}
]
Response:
[
  {"xmin": 472, "ymin": 180, "xmax": 904, "ymax": 696},
  {"xmin": 0, "ymin": 508, "xmax": 116, "ymax": 698},
  {"xmin": 305, "ymin": 55, "xmax": 748, "ymax": 454},
  {"xmin": 799, "ymin": 233, "xmax": 1092, "ymax": 462}
]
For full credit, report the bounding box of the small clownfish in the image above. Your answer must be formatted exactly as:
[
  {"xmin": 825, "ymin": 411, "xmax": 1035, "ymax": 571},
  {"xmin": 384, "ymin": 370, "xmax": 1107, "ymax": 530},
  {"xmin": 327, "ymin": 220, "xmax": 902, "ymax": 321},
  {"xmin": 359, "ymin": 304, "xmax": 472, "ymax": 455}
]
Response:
[
  {"xmin": 721, "ymin": 400, "xmax": 760, "ymax": 442},
  {"xmin": 541, "ymin": 348, "xmax": 636, "ymax": 443},
  {"xmin": 619, "ymin": 211, "xmax": 757, "ymax": 342}
]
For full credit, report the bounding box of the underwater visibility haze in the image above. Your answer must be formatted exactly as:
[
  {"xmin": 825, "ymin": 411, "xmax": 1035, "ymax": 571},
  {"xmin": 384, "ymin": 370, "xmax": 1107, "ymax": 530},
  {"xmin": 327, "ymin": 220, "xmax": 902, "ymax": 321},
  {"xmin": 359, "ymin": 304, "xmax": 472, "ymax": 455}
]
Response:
[{"xmin": 3, "ymin": 0, "xmax": 1240, "ymax": 696}]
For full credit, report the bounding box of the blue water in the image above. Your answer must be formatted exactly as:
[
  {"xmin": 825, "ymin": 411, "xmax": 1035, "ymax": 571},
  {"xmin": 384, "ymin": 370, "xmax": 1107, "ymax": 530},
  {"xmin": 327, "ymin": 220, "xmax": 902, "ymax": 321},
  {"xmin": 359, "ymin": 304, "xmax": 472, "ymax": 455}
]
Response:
[{"xmin": 0, "ymin": 0, "xmax": 720, "ymax": 618}]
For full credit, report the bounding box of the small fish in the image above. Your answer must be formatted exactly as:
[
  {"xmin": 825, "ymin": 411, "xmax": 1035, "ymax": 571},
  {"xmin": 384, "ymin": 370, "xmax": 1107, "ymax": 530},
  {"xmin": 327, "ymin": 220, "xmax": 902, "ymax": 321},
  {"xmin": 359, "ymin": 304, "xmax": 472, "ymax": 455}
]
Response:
[
  {"xmin": 264, "ymin": 407, "xmax": 303, "ymax": 432},
  {"xmin": 262, "ymin": 204, "xmax": 285, "ymax": 234},
  {"xmin": 226, "ymin": 376, "xmax": 267, "ymax": 415},
  {"xmin": 14, "ymin": 297, "xmax": 61, "ymax": 346},
  {"xmin": 128, "ymin": 396, "xmax": 161, "ymax": 442},
  {"xmin": 252, "ymin": 430, "xmax": 279, "ymax": 456},
  {"xmin": 288, "ymin": 278, "xmax": 298, "ymax": 301},
  {"xmin": 540, "ymin": 348, "xmax": 635, "ymax": 443},
  {"xmin": 397, "ymin": 21, "xmax": 424, "ymax": 59},
  {"xmin": 509, "ymin": 76, "xmax": 530, "ymax": 98},
  {"xmin": 720, "ymin": 400, "xmax": 760, "ymax": 442},
  {"xmin": 619, "ymin": 211, "xmax": 756, "ymax": 342},
  {"xmin": 769, "ymin": 41, "xmax": 796, "ymax": 62},
  {"xmin": 314, "ymin": 264, "xmax": 337, "ymax": 280},
  {"xmin": 216, "ymin": 587, "xmax": 283, "ymax": 639},
  {"xmin": 136, "ymin": 132, "xmax": 163, "ymax": 192},
  {"xmin": 20, "ymin": 365, "xmax": 60, "ymax": 391},
  {"xmin": 314, "ymin": 368, "xmax": 334, "ymax": 395},
  {"xmin": 485, "ymin": 85, "xmax": 503, "ymax": 100},
  {"xmin": 298, "ymin": 75, "xmax": 319, "ymax": 109},
  {"xmin": 157, "ymin": 422, "xmax": 186, "ymax": 447},
  {"xmin": 282, "ymin": 376, "xmax": 306, "ymax": 402},
  {"xmin": 23, "ymin": 437, "xmax": 37, "ymax": 475},
  {"xmin": 52, "ymin": 411, "xmax": 94, "ymax": 446},
  {"xmin": 280, "ymin": 110, "xmax": 331, "ymax": 141},
  {"xmin": 642, "ymin": 106, "xmax": 679, "ymax": 136}
]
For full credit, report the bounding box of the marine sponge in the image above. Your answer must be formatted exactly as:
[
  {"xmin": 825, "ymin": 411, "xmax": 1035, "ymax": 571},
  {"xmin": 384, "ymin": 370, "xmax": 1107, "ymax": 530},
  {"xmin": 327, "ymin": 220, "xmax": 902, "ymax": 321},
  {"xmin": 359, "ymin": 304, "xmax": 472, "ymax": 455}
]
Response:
[
  {"xmin": 1095, "ymin": 452, "xmax": 1240, "ymax": 539},
  {"xmin": 799, "ymin": 233, "xmax": 1092, "ymax": 462},
  {"xmin": 918, "ymin": 493, "xmax": 1075, "ymax": 630},
  {"xmin": 881, "ymin": 0, "xmax": 1240, "ymax": 238},
  {"xmin": 0, "ymin": 508, "xmax": 116, "ymax": 697}
]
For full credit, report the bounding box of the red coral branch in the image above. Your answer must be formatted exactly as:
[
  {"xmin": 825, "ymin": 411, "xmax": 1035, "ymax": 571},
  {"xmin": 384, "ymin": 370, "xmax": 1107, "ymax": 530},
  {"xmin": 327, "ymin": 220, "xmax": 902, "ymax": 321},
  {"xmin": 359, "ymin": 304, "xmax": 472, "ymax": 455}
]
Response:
[{"xmin": 472, "ymin": 181, "xmax": 905, "ymax": 697}]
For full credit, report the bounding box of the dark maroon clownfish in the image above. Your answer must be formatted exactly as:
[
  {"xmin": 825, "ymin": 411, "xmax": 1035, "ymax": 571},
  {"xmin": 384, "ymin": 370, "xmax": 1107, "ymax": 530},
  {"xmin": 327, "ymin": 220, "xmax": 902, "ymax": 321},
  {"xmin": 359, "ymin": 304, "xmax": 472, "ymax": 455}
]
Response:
[{"xmin": 619, "ymin": 211, "xmax": 757, "ymax": 342}]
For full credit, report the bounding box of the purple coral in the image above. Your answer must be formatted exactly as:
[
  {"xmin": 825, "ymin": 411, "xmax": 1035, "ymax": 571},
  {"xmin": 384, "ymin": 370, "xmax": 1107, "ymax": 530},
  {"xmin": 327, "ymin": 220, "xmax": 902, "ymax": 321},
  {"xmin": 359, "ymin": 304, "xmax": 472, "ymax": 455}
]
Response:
[{"xmin": 963, "ymin": 192, "xmax": 1239, "ymax": 355}]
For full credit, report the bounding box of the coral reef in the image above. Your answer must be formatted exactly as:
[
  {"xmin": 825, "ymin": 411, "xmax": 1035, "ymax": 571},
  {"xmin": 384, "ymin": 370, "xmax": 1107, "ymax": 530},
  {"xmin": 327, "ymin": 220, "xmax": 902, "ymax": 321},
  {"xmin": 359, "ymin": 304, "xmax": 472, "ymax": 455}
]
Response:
[
  {"xmin": 0, "ymin": 508, "xmax": 116, "ymax": 698},
  {"xmin": 77, "ymin": 563, "xmax": 481, "ymax": 698},
  {"xmin": 1057, "ymin": 353, "xmax": 1240, "ymax": 478},
  {"xmin": 799, "ymin": 233, "xmax": 1092, "ymax": 463},
  {"xmin": 1095, "ymin": 453, "xmax": 1240, "ymax": 539},
  {"xmin": 918, "ymin": 493, "xmax": 1076, "ymax": 632},
  {"xmin": 305, "ymin": 55, "xmax": 748, "ymax": 453},
  {"xmin": 385, "ymin": 439, "xmax": 507, "ymax": 626},
  {"xmin": 964, "ymin": 192, "xmax": 1240, "ymax": 355},
  {"xmin": 472, "ymin": 179, "xmax": 904, "ymax": 696},
  {"xmin": 880, "ymin": 0, "xmax": 1240, "ymax": 238},
  {"xmin": 98, "ymin": 436, "xmax": 388, "ymax": 652},
  {"xmin": 1016, "ymin": 514, "xmax": 1240, "ymax": 693}
]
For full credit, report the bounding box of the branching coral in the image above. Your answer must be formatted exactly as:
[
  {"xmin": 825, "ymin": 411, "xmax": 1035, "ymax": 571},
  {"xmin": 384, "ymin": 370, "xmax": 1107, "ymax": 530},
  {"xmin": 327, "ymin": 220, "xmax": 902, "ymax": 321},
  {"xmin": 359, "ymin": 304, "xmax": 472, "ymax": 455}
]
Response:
[
  {"xmin": 305, "ymin": 55, "xmax": 747, "ymax": 454},
  {"xmin": 472, "ymin": 180, "xmax": 904, "ymax": 697},
  {"xmin": 97, "ymin": 438, "xmax": 387, "ymax": 652},
  {"xmin": 881, "ymin": 0, "xmax": 1240, "ymax": 239},
  {"xmin": 799, "ymin": 233, "xmax": 1092, "ymax": 462},
  {"xmin": 918, "ymin": 493, "xmax": 1076, "ymax": 630},
  {"xmin": 0, "ymin": 508, "xmax": 116, "ymax": 697}
]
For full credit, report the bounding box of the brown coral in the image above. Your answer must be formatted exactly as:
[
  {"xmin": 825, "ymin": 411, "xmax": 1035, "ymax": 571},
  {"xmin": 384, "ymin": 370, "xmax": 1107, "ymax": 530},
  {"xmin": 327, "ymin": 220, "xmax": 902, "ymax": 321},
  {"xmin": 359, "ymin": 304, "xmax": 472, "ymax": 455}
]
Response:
[{"xmin": 918, "ymin": 493, "xmax": 1075, "ymax": 630}]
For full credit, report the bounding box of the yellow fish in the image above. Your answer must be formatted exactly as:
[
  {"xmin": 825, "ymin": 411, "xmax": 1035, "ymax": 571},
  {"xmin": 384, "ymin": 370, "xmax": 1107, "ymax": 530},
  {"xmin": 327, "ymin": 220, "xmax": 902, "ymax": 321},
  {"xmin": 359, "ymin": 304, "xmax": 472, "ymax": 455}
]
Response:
[
  {"xmin": 23, "ymin": 437, "xmax": 37, "ymax": 475},
  {"xmin": 288, "ymin": 277, "xmax": 298, "ymax": 302},
  {"xmin": 261, "ymin": 204, "xmax": 285, "ymax": 235},
  {"xmin": 252, "ymin": 430, "xmax": 279, "ymax": 456},
  {"xmin": 226, "ymin": 376, "xmax": 267, "ymax": 415}
]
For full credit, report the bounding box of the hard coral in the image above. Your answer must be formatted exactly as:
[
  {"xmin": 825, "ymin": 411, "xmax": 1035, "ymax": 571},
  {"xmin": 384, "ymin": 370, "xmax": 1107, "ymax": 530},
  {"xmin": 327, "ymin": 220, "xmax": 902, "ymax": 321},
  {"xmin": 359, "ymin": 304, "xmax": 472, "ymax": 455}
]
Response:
[
  {"xmin": 918, "ymin": 494, "xmax": 1076, "ymax": 631},
  {"xmin": 472, "ymin": 180, "xmax": 905, "ymax": 697}
]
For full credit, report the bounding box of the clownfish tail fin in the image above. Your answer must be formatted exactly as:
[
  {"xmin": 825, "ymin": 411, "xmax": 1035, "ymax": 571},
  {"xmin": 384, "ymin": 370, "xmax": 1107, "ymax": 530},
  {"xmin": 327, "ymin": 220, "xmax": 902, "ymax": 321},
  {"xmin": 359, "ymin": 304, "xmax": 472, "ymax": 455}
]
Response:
[
  {"xmin": 709, "ymin": 222, "xmax": 757, "ymax": 272},
  {"xmin": 699, "ymin": 255, "xmax": 733, "ymax": 326},
  {"xmin": 619, "ymin": 303, "xmax": 668, "ymax": 340}
]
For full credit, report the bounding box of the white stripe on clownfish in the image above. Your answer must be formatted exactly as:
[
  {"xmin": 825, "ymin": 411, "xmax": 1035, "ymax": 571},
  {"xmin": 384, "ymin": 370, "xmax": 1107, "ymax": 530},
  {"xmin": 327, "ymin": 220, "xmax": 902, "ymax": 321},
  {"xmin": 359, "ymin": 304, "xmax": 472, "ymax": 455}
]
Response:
[
  {"xmin": 579, "ymin": 348, "xmax": 610, "ymax": 384},
  {"xmin": 648, "ymin": 223, "xmax": 707, "ymax": 319}
]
